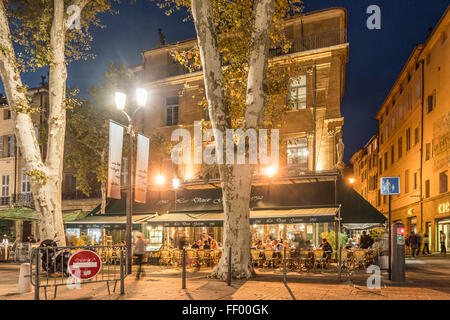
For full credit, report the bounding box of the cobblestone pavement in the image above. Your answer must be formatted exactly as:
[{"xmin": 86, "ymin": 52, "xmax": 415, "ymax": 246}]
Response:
[{"xmin": 1, "ymin": 254, "xmax": 449, "ymax": 300}]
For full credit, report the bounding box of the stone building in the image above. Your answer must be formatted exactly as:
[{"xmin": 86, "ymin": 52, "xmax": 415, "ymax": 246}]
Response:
[
  {"xmin": 0, "ymin": 79, "xmax": 100, "ymax": 243},
  {"xmin": 350, "ymin": 6, "xmax": 449, "ymax": 252},
  {"xmin": 349, "ymin": 135, "xmax": 379, "ymax": 208},
  {"xmin": 132, "ymin": 7, "xmax": 349, "ymax": 180}
]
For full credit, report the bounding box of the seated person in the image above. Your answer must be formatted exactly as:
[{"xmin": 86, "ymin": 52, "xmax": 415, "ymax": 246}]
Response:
[
  {"xmin": 344, "ymin": 239, "xmax": 354, "ymax": 250},
  {"xmin": 264, "ymin": 239, "xmax": 273, "ymax": 249},
  {"xmin": 319, "ymin": 238, "xmax": 333, "ymax": 261},
  {"xmin": 210, "ymin": 239, "xmax": 219, "ymax": 250},
  {"xmin": 191, "ymin": 240, "xmax": 200, "ymax": 249},
  {"xmin": 255, "ymin": 240, "xmax": 263, "ymax": 249},
  {"xmin": 203, "ymin": 240, "xmax": 211, "ymax": 250},
  {"xmin": 358, "ymin": 231, "xmax": 373, "ymax": 249}
]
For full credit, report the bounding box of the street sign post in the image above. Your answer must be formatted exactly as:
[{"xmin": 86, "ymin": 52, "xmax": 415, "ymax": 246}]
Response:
[
  {"xmin": 68, "ymin": 250, "xmax": 102, "ymax": 280},
  {"xmin": 381, "ymin": 177, "xmax": 400, "ymax": 280}
]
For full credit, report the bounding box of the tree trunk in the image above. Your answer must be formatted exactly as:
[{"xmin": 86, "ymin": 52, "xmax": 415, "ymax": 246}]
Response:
[
  {"xmin": 211, "ymin": 164, "xmax": 253, "ymax": 279},
  {"xmin": 101, "ymin": 182, "xmax": 107, "ymax": 214}
]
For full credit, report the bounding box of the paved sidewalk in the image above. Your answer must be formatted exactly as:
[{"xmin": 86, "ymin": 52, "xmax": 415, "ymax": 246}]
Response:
[{"xmin": 1, "ymin": 254, "xmax": 449, "ymax": 300}]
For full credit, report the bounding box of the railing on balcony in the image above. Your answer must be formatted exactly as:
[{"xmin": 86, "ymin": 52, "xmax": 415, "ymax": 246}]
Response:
[
  {"xmin": 146, "ymin": 30, "xmax": 346, "ymax": 81},
  {"xmin": 269, "ymin": 30, "xmax": 347, "ymax": 57},
  {"xmin": 11, "ymin": 193, "xmax": 34, "ymax": 206},
  {"xmin": 0, "ymin": 196, "xmax": 10, "ymax": 206}
]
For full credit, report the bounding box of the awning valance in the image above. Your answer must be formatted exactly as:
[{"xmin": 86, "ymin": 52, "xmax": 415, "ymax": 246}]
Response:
[
  {"xmin": 0, "ymin": 208, "xmax": 85, "ymax": 222},
  {"xmin": 147, "ymin": 207, "xmax": 338, "ymax": 227},
  {"xmin": 65, "ymin": 214, "xmax": 155, "ymax": 229}
]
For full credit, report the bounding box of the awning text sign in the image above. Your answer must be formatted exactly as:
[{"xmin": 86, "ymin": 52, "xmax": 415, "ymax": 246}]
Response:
[
  {"xmin": 380, "ymin": 177, "xmax": 400, "ymax": 195},
  {"xmin": 68, "ymin": 250, "xmax": 102, "ymax": 280}
]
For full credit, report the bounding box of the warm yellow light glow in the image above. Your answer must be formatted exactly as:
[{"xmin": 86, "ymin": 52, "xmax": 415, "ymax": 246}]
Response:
[
  {"xmin": 136, "ymin": 88, "xmax": 147, "ymax": 107},
  {"xmin": 184, "ymin": 170, "xmax": 193, "ymax": 181},
  {"xmin": 264, "ymin": 166, "xmax": 277, "ymax": 177},
  {"xmin": 172, "ymin": 178, "xmax": 180, "ymax": 189},
  {"xmin": 156, "ymin": 174, "xmax": 165, "ymax": 185},
  {"xmin": 348, "ymin": 177, "xmax": 355, "ymax": 184},
  {"xmin": 115, "ymin": 92, "xmax": 126, "ymax": 110}
]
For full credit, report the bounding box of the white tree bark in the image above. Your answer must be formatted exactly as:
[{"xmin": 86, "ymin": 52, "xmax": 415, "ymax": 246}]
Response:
[
  {"xmin": 0, "ymin": 0, "xmax": 88, "ymax": 245},
  {"xmin": 191, "ymin": 0, "xmax": 275, "ymax": 279}
]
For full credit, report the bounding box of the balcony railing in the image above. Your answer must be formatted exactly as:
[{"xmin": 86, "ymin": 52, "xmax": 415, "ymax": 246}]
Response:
[
  {"xmin": 145, "ymin": 30, "xmax": 346, "ymax": 81},
  {"xmin": 62, "ymin": 189, "xmax": 101, "ymax": 200}
]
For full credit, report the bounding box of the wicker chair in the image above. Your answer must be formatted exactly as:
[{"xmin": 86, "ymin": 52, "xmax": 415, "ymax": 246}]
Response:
[
  {"xmin": 185, "ymin": 249, "xmax": 197, "ymax": 267},
  {"xmin": 263, "ymin": 250, "xmax": 275, "ymax": 268},
  {"xmin": 159, "ymin": 249, "xmax": 171, "ymax": 266},
  {"xmin": 298, "ymin": 250, "xmax": 312, "ymax": 271},
  {"xmin": 352, "ymin": 250, "xmax": 368, "ymax": 270},
  {"xmin": 171, "ymin": 249, "xmax": 182, "ymax": 266},
  {"xmin": 313, "ymin": 250, "xmax": 327, "ymax": 269},
  {"xmin": 251, "ymin": 250, "xmax": 263, "ymax": 268}
]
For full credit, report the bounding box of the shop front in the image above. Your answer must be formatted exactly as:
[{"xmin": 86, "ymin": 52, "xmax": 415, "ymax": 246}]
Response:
[
  {"xmin": 64, "ymin": 214, "xmax": 155, "ymax": 245},
  {"xmin": 435, "ymin": 196, "xmax": 450, "ymax": 253}
]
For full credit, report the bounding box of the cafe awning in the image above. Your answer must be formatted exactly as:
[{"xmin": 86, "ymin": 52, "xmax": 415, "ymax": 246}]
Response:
[
  {"xmin": 65, "ymin": 214, "xmax": 156, "ymax": 229},
  {"xmin": 147, "ymin": 206, "xmax": 338, "ymax": 227},
  {"xmin": 0, "ymin": 208, "xmax": 86, "ymax": 222}
]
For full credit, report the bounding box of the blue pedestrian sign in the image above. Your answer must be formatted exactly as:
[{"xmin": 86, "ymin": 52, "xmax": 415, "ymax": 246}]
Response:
[{"xmin": 381, "ymin": 177, "xmax": 400, "ymax": 195}]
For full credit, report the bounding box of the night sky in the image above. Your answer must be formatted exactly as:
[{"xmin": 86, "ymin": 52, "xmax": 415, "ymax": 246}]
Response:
[{"xmin": 1, "ymin": 0, "xmax": 449, "ymax": 163}]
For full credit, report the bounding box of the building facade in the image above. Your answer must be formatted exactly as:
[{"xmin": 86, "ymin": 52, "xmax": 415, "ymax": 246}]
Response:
[{"xmin": 350, "ymin": 6, "xmax": 450, "ymax": 252}]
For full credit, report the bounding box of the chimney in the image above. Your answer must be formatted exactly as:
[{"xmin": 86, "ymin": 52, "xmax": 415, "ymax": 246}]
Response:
[{"xmin": 158, "ymin": 28, "xmax": 166, "ymax": 47}]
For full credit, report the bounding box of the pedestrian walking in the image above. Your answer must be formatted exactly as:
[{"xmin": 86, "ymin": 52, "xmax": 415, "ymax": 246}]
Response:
[
  {"xmin": 440, "ymin": 231, "xmax": 447, "ymax": 255},
  {"xmin": 409, "ymin": 231, "xmax": 418, "ymax": 258},
  {"xmin": 416, "ymin": 230, "xmax": 423, "ymax": 256},
  {"xmin": 134, "ymin": 234, "xmax": 146, "ymax": 280},
  {"xmin": 423, "ymin": 233, "xmax": 430, "ymax": 255}
]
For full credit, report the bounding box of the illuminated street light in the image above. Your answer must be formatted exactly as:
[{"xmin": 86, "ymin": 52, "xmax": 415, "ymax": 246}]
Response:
[
  {"xmin": 156, "ymin": 174, "xmax": 165, "ymax": 185},
  {"xmin": 114, "ymin": 92, "xmax": 126, "ymax": 110},
  {"xmin": 136, "ymin": 88, "xmax": 148, "ymax": 107},
  {"xmin": 172, "ymin": 178, "xmax": 180, "ymax": 189},
  {"xmin": 348, "ymin": 177, "xmax": 355, "ymax": 184},
  {"xmin": 264, "ymin": 165, "xmax": 277, "ymax": 177}
]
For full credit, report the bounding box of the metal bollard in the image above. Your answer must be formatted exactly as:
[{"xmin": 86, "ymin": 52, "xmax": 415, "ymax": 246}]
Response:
[
  {"xmin": 182, "ymin": 248, "xmax": 186, "ymax": 289},
  {"xmin": 120, "ymin": 248, "xmax": 125, "ymax": 295},
  {"xmin": 227, "ymin": 247, "xmax": 231, "ymax": 286},
  {"xmin": 34, "ymin": 249, "xmax": 40, "ymax": 300},
  {"xmin": 283, "ymin": 246, "xmax": 287, "ymax": 284}
]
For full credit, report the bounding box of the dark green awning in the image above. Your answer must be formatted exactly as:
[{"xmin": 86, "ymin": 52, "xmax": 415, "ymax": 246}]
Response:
[{"xmin": 0, "ymin": 208, "xmax": 86, "ymax": 222}]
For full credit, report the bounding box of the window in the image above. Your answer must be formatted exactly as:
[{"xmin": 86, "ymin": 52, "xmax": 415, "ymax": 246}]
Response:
[
  {"xmin": 1, "ymin": 174, "xmax": 9, "ymax": 197},
  {"xmin": 427, "ymin": 90, "xmax": 436, "ymax": 113},
  {"xmin": 3, "ymin": 108, "xmax": 11, "ymax": 120},
  {"xmin": 405, "ymin": 169, "xmax": 409, "ymax": 194},
  {"xmin": 414, "ymin": 127, "xmax": 419, "ymax": 145},
  {"xmin": 204, "ymin": 108, "xmax": 210, "ymax": 121},
  {"xmin": 426, "ymin": 53, "xmax": 431, "ymax": 65},
  {"xmin": 425, "ymin": 143, "xmax": 431, "ymax": 161},
  {"xmin": 21, "ymin": 168, "xmax": 31, "ymax": 193},
  {"xmin": 440, "ymin": 171, "xmax": 448, "ymax": 194},
  {"xmin": 425, "ymin": 179, "xmax": 430, "ymax": 198},
  {"xmin": 0, "ymin": 136, "xmax": 3, "ymax": 158},
  {"xmin": 288, "ymin": 75, "xmax": 307, "ymax": 110},
  {"xmin": 384, "ymin": 153, "xmax": 388, "ymax": 171},
  {"xmin": 391, "ymin": 116, "xmax": 396, "ymax": 131},
  {"xmin": 286, "ymin": 137, "xmax": 308, "ymax": 170},
  {"xmin": 165, "ymin": 96, "xmax": 179, "ymax": 126},
  {"xmin": 414, "ymin": 172, "xmax": 418, "ymax": 190},
  {"xmin": 149, "ymin": 227, "xmax": 163, "ymax": 244},
  {"xmin": 379, "ymin": 158, "xmax": 383, "ymax": 175},
  {"xmin": 385, "ymin": 126, "xmax": 389, "ymax": 139},
  {"xmin": 62, "ymin": 173, "xmax": 77, "ymax": 195},
  {"xmin": 7, "ymin": 134, "xmax": 15, "ymax": 157},
  {"xmin": 406, "ymin": 128, "xmax": 411, "ymax": 151},
  {"xmin": 391, "ymin": 145, "xmax": 395, "ymax": 164},
  {"xmin": 398, "ymin": 137, "xmax": 402, "ymax": 159},
  {"xmin": 380, "ymin": 133, "xmax": 383, "ymax": 145},
  {"xmin": 399, "ymin": 105, "xmax": 403, "ymax": 120}
]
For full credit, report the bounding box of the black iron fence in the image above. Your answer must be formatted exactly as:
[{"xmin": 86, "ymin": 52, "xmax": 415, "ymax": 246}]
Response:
[{"xmin": 30, "ymin": 244, "xmax": 127, "ymax": 300}]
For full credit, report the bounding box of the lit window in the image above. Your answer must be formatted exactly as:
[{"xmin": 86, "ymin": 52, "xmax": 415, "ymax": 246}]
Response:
[
  {"xmin": 287, "ymin": 137, "xmax": 308, "ymax": 170},
  {"xmin": 288, "ymin": 75, "xmax": 307, "ymax": 110},
  {"xmin": 166, "ymin": 96, "xmax": 179, "ymax": 126},
  {"xmin": 21, "ymin": 168, "xmax": 31, "ymax": 193}
]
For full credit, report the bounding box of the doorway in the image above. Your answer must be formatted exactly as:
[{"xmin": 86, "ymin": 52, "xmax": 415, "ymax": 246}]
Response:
[{"xmin": 437, "ymin": 219, "xmax": 450, "ymax": 253}]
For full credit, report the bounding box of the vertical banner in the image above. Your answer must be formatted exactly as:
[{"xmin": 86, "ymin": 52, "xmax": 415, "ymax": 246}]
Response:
[
  {"xmin": 135, "ymin": 133, "xmax": 150, "ymax": 203},
  {"xmin": 107, "ymin": 121, "xmax": 124, "ymax": 199}
]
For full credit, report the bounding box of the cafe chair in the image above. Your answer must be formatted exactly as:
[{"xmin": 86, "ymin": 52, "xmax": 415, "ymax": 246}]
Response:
[
  {"xmin": 159, "ymin": 249, "xmax": 171, "ymax": 266},
  {"xmin": 352, "ymin": 250, "xmax": 368, "ymax": 270},
  {"xmin": 313, "ymin": 250, "xmax": 327, "ymax": 270},
  {"xmin": 263, "ymin": 250, "xmax": 275, "ymax": 268},
  {"xmin": 251, "ymin": 249, "xmax": 263, "ymax": 268},
  {"xmin": 186, "ymin": 249, "xmax": 198, "ymax": 268},
  {"xmin": 298, "ymin": 250, "xmax": 312, "ymax": 271},
  {"xmin": 171, "ymin": 249, "xmax": 182, "ymax": 266},
  {"xmin": 196, "ymin": 249, "xmax": 207, "ymax": 268}
]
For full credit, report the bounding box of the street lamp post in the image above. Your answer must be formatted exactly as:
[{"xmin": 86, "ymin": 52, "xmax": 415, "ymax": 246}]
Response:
[{"xmin": 115, "ymin": 89, "xmax": 148, "ymax": 275}]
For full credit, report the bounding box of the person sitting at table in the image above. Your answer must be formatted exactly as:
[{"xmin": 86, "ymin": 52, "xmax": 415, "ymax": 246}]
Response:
[
  {"xmin": 203, "ymin": 240, "xmax": 211, "ymax": 250},
  {"xmin": 191, "ymin": 240, "xmax": 200, "ymax": 249},
  {"xmin": 264, "ymin": 239, "xmax": 273, "ymax": 249},
  {"xmin": 273, "ymin": 239, "xmax": 283, "ymax": 252},
  {"xmin": 344, "ymin": 239, "xmax": 354, "ymax": 250},
  {"xmin": 255, "ymin": 240, "xmax": 263, "ymax": 249},
  {"xmin": 319, "ymin": 238, "xmax": 333, "ymax": 262},
  {"xmin": 210, "ymin": 239, "xmax": 219, "ymax": 250},
  {"xmin": 358, "ymin": 231, "xmax": 373, "ymax": 249}
]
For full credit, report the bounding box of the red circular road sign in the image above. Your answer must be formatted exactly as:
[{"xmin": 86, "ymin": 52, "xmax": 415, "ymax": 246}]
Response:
[{"xmin": 68, "ymin": 250, "xmax": 102, "ymax": 280}]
